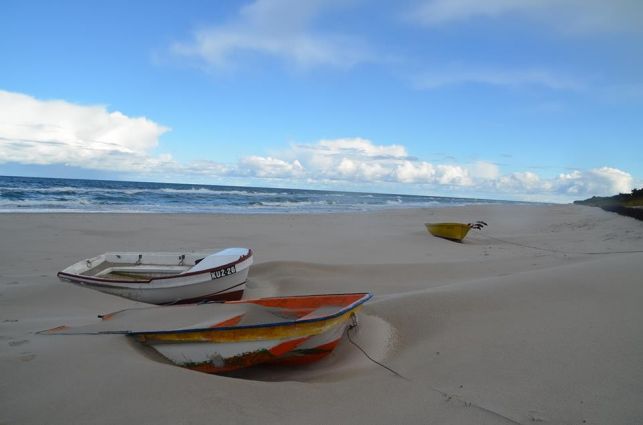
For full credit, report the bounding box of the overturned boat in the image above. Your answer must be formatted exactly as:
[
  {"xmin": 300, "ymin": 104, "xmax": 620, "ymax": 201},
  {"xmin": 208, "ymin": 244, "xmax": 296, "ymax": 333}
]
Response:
[
  {"xmin": 45, "ymin": 292, "xmax": 372, "ymax": 374},
  {"xmin": 57, "ymin": 248, "xmax": 253, "ymax": 304}
]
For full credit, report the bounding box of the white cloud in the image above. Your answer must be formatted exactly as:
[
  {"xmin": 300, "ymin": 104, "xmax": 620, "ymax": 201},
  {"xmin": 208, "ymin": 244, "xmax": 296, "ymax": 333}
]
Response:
[
  {"xmin": 171, "ymin": 0, "xmax": 370, "ymax": 70},
  {"xmin": 496, "ymin": 171, "xmax": 550, "ymax": 192},
  {"xmin": 554, "ymin": 167, "xmax": 633, "ymax": 195},
  {"xmin": 493, "ymin": 167, "xmax": 633, "ymax": 200},
  {"xmin": 394, "ymin": 161, "xmax": 436, "ymax": 183},
  {"xmin": 312, "ymin": 138, "xmax": 408, "ymax": 159},
  {"xmin": 414, "ymin": 68, "xmax": 583, "ymax": 91},
  {"xmin": 1, "ymin": 91, "xmax": 636, "ymax": 203},
  {"xmin": 0, "ymin": 90, "xmax": 171, "ymax": 172},
  {"xmin": 239, "ymin": 140, "xmax": 635, "ymax": 202},
  {"xmin": 410, "ymin": 0, "xmax": 643, "ymax": 34},
  {"xmin": 469, "ymin": 161, "xmax": 500, "ymax": 180},
  {"xmin": 238, "ymin": 156, "xmax": 305, "ymax": 178},
  {"xmin": 259, "ymin": 138, "xmax": 474, "ymax": 185},
  {"xmin": 412, "ymin": 0, "xmax": 532, "ymax": 24},
  {"xmin": 180, "ymin": 160, "xmax": 233, "ymax": 176}
]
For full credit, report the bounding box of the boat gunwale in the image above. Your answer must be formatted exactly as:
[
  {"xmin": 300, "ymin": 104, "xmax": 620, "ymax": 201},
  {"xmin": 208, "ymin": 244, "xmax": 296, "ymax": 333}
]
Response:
[
  {"xmin": 424, "ymin": 222, "xmax": 471, "ymax": 228},
  {"xmin": 57, "ymin": 249, "xmax": 253, "ymax": 286},
  {"xmin": 127, "ymin": 292, "xmax": 372, "ymax": 337}
]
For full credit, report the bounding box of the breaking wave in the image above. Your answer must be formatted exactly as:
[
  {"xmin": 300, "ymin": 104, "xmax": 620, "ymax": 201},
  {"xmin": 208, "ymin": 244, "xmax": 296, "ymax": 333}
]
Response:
[{"xmin": 0, "ymin": 175, "xmax": 511, "ymax": 213}]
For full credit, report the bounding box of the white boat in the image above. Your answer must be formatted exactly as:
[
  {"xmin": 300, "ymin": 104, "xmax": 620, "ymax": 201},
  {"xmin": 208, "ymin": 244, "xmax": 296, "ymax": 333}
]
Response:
[{"xmin": 57, "ymin": 248, "xmax": 253, "ymax": 304}]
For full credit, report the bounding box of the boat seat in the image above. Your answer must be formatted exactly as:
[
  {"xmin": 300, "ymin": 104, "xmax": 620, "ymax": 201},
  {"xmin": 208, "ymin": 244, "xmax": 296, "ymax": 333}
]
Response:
[
  {"xmin": 236, "ymin": 305, "xmax": 299, "ymax": 326},
  {"xmin": 296, "ymin": 306, "xmax": 341, "ymax": 321}
]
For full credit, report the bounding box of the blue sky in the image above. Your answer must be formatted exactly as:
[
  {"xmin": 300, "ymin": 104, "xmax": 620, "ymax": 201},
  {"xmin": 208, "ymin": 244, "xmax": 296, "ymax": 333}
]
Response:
[{"xmin": 1, "ymin": 0, "xmax": 642, "ymax": 202}]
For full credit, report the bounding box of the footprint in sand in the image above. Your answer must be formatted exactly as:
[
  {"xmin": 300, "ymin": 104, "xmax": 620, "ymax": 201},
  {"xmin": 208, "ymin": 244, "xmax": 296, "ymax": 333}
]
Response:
[
  {"xmin": 528, "ymin": 410, "xmax": 547, "ymax": 422},
  {"xmin": 19, "ymin": 353, "xmax": 36, "ymax": 362},
  {"xmin": 9, "ymin": 339, "xmax": 30, "ymax": 347}
]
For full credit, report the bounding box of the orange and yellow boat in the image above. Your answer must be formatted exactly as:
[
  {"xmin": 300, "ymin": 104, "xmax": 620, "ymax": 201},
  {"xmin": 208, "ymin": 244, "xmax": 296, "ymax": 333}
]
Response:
[{"xmin": 45, "ymin": 293, "xmax": 372, "ymax": 374}]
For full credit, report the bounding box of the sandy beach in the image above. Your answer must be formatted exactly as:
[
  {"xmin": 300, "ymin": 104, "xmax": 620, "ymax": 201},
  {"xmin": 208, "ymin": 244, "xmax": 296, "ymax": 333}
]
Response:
[{"xmin": 1, "ymin": 204, "xmax": 642, "ymax": 424}]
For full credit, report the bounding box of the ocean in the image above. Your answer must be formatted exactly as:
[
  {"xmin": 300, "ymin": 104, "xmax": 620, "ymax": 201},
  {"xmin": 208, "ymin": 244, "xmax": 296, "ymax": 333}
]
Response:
[{"xmin": 0, "ymin": 175, "xmax": 512, "ymax": 213}]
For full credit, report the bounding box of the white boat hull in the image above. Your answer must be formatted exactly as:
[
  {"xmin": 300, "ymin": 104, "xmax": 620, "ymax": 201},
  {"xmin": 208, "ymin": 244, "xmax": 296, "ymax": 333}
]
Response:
[{"xmin": 58, "ymin": 248, "xmax": 253, "ymax": 304}]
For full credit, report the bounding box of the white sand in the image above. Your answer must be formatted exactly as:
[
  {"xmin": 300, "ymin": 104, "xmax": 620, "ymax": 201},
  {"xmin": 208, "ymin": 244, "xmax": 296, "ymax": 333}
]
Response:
[{"xmin": 1, "ymin": 204, "xmax": 642, "ymax": 424}]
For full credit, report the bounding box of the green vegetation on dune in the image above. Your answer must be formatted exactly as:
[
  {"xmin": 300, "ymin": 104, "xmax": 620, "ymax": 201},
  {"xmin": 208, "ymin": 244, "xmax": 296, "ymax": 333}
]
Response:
[
  {"xmin": 574, "ymin": 188, "xmax": 643, "ymax": 221},
  {"xmin": 574, "ymin": 188, "xmax": 643, "ymax": 207}
]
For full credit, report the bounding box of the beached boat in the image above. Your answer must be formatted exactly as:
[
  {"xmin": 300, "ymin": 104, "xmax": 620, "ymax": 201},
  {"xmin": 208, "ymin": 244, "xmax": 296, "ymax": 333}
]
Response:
[
  {"xmin": 57, "ymin": 248, "xmax": 253, "ymax": 304},
  {"xmin": 45, "ymin": 292, "xmax": 372, "ymax": 374},
  {"xmin": 424, "ymin": 221, "xmax": 486, "ymax": 242}
]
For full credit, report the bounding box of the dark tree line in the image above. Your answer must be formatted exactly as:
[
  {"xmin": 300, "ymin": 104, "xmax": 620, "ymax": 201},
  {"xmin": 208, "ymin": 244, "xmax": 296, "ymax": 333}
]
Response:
[{"xmin": 574, "ymin": 188, "xmax": 643, "ymax": 221}]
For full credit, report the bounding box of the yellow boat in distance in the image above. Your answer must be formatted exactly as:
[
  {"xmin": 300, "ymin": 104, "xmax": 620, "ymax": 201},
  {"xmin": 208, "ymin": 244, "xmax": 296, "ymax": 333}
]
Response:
[{"xmin": 425, "ymin": 221, "xmax": 487, "ymax": 242}]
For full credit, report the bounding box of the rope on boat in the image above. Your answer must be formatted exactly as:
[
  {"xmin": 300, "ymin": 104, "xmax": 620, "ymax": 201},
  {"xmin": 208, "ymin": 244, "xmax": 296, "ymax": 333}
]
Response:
[
  {"xmin": 346, "ymin": 315, "xmax": 408, "ymax": 381},
  {"xmin": 346, "ymin": 316, "xmax": 522, "ymax": 422}
]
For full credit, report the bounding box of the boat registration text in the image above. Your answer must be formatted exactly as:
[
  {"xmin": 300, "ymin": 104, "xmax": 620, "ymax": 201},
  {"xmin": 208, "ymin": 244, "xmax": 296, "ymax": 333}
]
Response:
[{"xmin": 210, "ymin": 265, "xmax": 236, "ymax": 279}]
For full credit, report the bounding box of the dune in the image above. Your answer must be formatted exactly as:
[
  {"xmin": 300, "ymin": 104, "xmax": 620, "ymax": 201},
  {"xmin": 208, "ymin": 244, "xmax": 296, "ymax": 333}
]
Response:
[{"xmin": 1, "ymin": 204, "xmax": 642, "ymax": 424}]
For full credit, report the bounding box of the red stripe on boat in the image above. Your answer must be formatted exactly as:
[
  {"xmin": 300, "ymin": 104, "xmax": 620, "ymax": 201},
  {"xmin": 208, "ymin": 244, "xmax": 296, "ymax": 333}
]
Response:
[
  {"xmin": 268, "ymin": 336, "xmax": 310, "ymax": 357},
  {"xmin": 271, "ymin": 338, "xmax": 342, "ymax": 366},
  {"xmin": 209, "ymin": 314, "xmax": 243, "ymax": 328}
]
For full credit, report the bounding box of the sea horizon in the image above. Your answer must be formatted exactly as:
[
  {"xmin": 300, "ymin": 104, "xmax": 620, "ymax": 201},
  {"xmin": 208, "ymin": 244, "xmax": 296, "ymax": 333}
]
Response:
[{"xmin": 0, "ymin": 175, "xmax": 525, "ymax": 214}]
